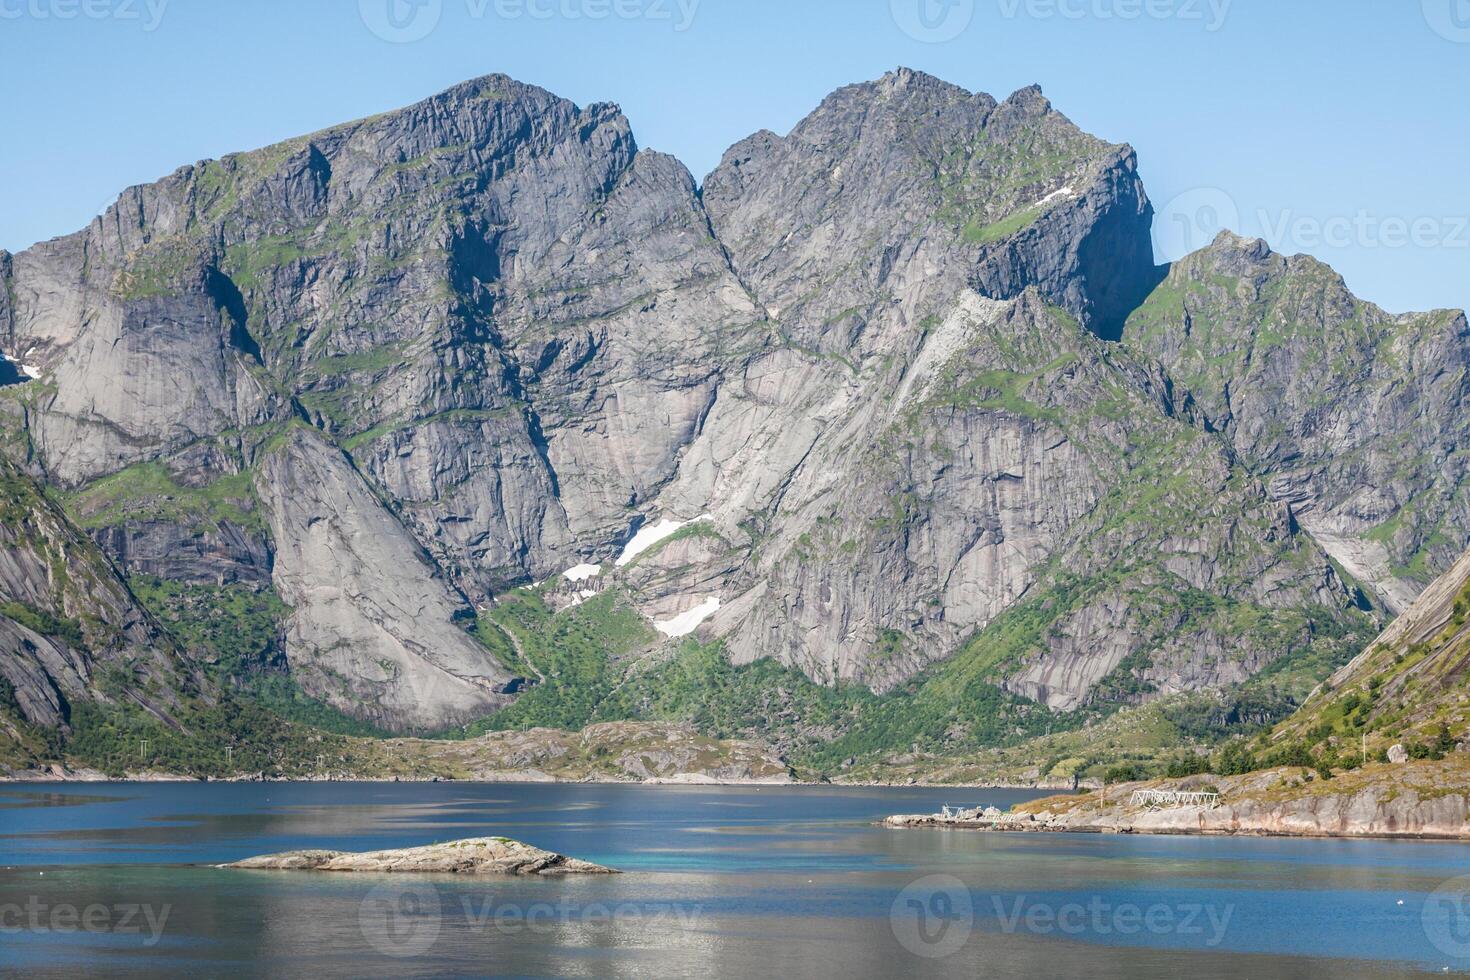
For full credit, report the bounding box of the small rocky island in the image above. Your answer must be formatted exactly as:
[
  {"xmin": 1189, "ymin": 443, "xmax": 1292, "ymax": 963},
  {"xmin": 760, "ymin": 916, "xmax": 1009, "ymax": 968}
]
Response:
[{"xmin": 225, "ymin": 837, "xmax": 617, "ymax": 875}]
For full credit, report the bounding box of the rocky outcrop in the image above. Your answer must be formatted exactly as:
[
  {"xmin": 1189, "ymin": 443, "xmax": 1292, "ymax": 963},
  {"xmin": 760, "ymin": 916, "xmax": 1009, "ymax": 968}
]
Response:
[
  {"xmin": 226, "ymin": 837, "xmax": 616, "ymax": 874},
  {"xmin": 1125, "ymin": 231, "xmax": 1470, "ymax": 611},
  {"xmin": 256, "ymin": 427, "xmax": 518, "ymax": 731},
  {"xmin": 988, "ymin": 762, "xmax": 1470, "ymax": 839},
  {"xmin": 703, "ymin": 70, "xmax": 1159, "ymax": 347},
  {"xmin": 0, "ymin": 457, "xmax": 197, "ymax": 729},
  {"xmin": 88, "ymin": 519, "xmax": 272, "ymax": 585}
]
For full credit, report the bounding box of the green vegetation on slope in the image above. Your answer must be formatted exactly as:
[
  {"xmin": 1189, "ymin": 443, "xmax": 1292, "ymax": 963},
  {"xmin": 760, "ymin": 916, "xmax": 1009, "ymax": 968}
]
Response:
[
  {"xmin": 61, "ymin": 695, "xmax": 358, "ymax": 778},
  {"xmin": 127, "ymin": 575, "xmax": 391, "ymax": 738},
  {"xmin": 1270, "ymin": 572, "xmax": 1470, "ymax": 764},
  {"xmin": 63, "ymin": 462, "xmax": 263, "ymax": 533},
  {"xmin": 129, "ymin": 576, "xmax": 285, "ymax": 674},
  {"xmin": 0, "ymin": 601, "xmax": 85, "ymax": 647},
  {"xmin": 454, "ymin": 589, "xmax": 656, "ymax": 735}
]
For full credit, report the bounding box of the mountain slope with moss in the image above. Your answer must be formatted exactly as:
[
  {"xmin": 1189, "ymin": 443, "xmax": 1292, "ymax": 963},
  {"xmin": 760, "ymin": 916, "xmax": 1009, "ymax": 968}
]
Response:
[
  {"xmin": 1268, "ymin": 544, "xmax": 1470, "ymax": 762},
  {"xmin": 1124, "ymin": 231, "xmax": 1470, "ymax": 613}
]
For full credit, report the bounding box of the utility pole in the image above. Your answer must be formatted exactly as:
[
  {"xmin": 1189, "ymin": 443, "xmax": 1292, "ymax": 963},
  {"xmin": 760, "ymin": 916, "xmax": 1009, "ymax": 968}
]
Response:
[
  {"xmin": 226, "ymin": 745, "xmax": 233, "ymax": 769},
  {"xmin": 139, "ymin": 739, "xmax": 149, "ymax": 763}
]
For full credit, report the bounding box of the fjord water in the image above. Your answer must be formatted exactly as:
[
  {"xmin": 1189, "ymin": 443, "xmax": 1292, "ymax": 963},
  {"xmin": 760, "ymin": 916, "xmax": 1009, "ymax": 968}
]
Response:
[{"xmin": 0, "ymin": 783, "xmax": 1466, "ymax": 977}]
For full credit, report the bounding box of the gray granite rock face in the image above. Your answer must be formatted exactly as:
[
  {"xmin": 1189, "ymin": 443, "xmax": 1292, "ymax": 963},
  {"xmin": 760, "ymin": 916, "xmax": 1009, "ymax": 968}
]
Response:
[
  {"xmin": 703, "ymin": 70, "xmax": 1159, "ymax": 348},
  {"xmin": 0, "ymin": 69, "xmax": 1458, "ymax": 730},
  {"xmin": 256, "ymin": 428, "xmax": 518, "ymax": 731}
]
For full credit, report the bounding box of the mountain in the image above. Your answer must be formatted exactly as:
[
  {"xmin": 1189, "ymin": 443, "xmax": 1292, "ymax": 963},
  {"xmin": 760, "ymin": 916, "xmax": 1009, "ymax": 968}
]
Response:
[
  {"xmin": 1270, "ymin": 542, "xmax": 1470, "ymax": 756},
  {"xmin": 0, "ymin": 69, "xmax": 1462, "ymax": 745},
  {"xmin": 1124, "ymin": 231, "xmax": 1470, "ymax": 613}
]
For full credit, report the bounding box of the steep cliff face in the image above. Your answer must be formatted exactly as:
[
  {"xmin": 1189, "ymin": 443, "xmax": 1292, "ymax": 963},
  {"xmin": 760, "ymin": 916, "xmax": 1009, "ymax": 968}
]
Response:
[
  {"xmin": 1125, "ymin": 232, "xmax": 1470, "ymax": 611},
  {"xmin": 256, "ymin": 427, "xmax": 519, "ymax": 731},
  {"xmin": 0, "ymin": 458, "xmax": 195, "ymax": 731},
  {"xmin": 703, "ymin": 69, "xmax": 1158, "ymax": 350},
  {"xmin": 4, "ymin": 74, "xmax": 756, "ymax": 605},
  {"xmin": 652, "ymin": 288, "xmax": 1358, "ymax": 708},
  {"xmin": 0, "ymin": 69, "xmax": 1442, "ymax": 735}
]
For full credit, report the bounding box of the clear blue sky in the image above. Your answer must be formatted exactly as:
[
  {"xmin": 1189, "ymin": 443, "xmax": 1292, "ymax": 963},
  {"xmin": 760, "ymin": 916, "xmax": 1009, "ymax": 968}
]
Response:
[{"xmin": 2, "ymin": 0, "xmax": 1467, "ymax": 315}]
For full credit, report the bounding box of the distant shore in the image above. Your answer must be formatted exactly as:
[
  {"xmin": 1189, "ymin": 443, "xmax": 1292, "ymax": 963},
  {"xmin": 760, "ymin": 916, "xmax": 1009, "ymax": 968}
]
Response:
[
  {"xmin": 0, "ymin": 765, "xmax": 1078, "ymax": 791},
  {"xmin": 884, "ymin": 758, "xmax": 1470, "ymax": 841}
]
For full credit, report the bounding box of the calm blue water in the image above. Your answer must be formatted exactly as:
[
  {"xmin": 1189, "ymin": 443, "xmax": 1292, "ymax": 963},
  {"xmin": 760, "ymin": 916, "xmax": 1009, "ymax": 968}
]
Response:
[{"xmin": 0, "ymin": 781, "xmax": 1467, "ymax": 977}]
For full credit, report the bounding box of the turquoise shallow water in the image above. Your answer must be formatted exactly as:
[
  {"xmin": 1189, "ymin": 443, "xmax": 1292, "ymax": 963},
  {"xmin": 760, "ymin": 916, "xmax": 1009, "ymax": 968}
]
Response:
[{"xmin": 1, "ymin": 781, "xmax": 1469, "ymax": 977}]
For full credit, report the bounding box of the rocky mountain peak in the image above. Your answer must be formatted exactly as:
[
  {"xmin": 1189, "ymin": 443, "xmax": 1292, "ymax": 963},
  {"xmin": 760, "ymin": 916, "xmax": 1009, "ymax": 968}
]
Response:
[
  {"xmin": 703, "ymin": 69, "xmax": 1154, "ymax": 349},
  {"xmin": 1001, "ymin": 82, "xmax": 1052, "ymax": 114},
  {"xmin": 874, "ymin": 65, "xmax": 985, "ymax": 102},
  {"xmin": 1205, "ymin": 229, "xmax": 1274, "ymax": 263},
  {"xmin": 1126, "ymin": 229, "xmax": 1470, "ymax": 613}
]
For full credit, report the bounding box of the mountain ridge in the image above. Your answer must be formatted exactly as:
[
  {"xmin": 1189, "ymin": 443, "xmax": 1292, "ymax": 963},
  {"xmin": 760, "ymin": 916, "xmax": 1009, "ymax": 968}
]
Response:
[{"xmin": 0, "ymin": 68, "xmax": 1462, "ymax": 752}]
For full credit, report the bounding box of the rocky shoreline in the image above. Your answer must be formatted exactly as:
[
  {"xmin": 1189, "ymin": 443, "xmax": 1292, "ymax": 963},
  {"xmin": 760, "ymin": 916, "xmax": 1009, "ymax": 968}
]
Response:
[
  {"xmin": 0, "ymin": 767, "xmax": 1065, "ymax": 789},
  {"xmin": 0, "ymin": 763, "xmax": 1083, "ymax": 790},
  {"xmin": 225, "ymin": 837, "xmax": 617, "ymax": 875},
  {"xmin": 0, "ymin": 766, "xmax": 801, "ymax": 786},
  {"xmin": 884, "ymin": 759, "xmax": 1470, "ymax": 841}
]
